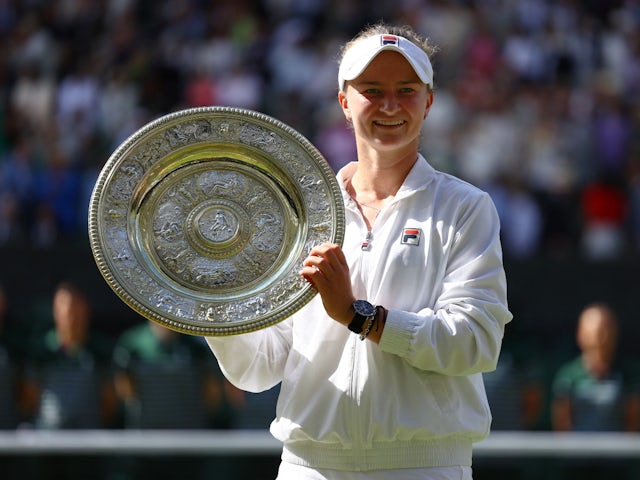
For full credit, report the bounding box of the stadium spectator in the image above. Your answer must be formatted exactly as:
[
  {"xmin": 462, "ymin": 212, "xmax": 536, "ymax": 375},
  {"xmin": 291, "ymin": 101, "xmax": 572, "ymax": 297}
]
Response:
[
  {"xmin": 9, "ymin": 61, "xmax": 55, "ymax": 134},
  {"xmin": 550, "ymin": 301, "xmax": 640, "ymax": 479},
  {"xmin": 0, "ymin": 133, "xmax": 37, "ymax": 235},
  {"xmin": 32, "ymin": 146, "xmax": 83, "ymax": 241},
  {"xmin": 20, "ymin": 281, "xmax": 116, "ymax": 480},
  {"xmin": 488, "ymin": 174, "xmax": 544, "ymax": 259},
  {"xmin": 21, "ymin": 281, "xmax": 116, "ymax": 429},
  {"xmin": 579, "ymin": 170, "xmax": 629, "ymax": 259},
  {"xmin": 551, "ymin": 302, "xmax": 640, "ymax": 432}
]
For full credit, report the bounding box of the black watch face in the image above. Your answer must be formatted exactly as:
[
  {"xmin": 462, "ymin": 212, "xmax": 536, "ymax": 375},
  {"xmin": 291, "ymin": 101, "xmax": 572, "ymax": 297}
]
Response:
[{"xmin": 354, "ymin": 300, "xmax": 375, "ymax": 317}]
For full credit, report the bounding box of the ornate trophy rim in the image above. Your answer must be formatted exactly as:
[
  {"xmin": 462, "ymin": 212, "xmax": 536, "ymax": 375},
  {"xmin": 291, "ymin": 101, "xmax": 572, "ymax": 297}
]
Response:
[{"xmin": 88, "ymin": 106, "xmax": 345, "ymax": 336}]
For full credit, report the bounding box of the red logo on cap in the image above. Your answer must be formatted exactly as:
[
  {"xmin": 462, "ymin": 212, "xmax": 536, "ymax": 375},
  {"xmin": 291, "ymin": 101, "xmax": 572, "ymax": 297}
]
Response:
[{"xmin": 381, "ymin": 35, "xmax": 399, "ymax": 46}]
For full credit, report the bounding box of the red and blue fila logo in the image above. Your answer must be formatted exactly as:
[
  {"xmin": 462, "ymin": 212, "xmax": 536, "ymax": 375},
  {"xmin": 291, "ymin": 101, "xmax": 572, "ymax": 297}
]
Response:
[
  {"xmin": 401, "ymin": 228, "xmax": 421, "ymax": 246},
  {"xmin": 381, "ymin": 35, "xmax": 399, "ymax": 47}
]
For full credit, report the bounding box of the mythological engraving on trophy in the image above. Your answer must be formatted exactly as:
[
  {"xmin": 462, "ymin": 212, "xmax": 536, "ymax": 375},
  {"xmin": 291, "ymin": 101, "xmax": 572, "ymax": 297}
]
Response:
[
  {"xmin": 137, "ymin": 265, "xmax": 156, "ymax": 290},
  {"xmin": 158, "ymin": 245, "xmax": 191, "ymax": 277},
  {"xmin": 168, "ymin": 177, "xmax": 201, "ymax": 207},
  {"xmin": 299, "ymin": 173, "xmax": 329, "ymax": 213},
  {"xmin": 190, "ymin": 257, "xmax": 238, "ymax": 287},
  {"xmin": 244, "ymin": 181, "xmax": 280, "ymax": 214},
  {"xmin": 218, "ymin": 122, "xmax": 230, "ymax": 137},
  {"xmin": 198, "ymin": 171, "xmax": 246, "ymax": 199},
  {"xmin": 156, "ymin": 291, "xmax": 194, "ymax": 318},
  {"xmin": 147, "ymin": 168, "xmax": 283, "ymax": 289},
  {"xmin": 131, "ymin": 135, "xmax": 168, "ymax": 171},
  {"xmin": 252, "ymin": 212, "xmax": 283, "ymax": 253},
  {"xmin": 106, "ymin": 229, "xmax": 131, "ymax": 261},
  {"xmin": 203, "ymin": 305, "xmax": 216, "ymax": 322},
  {"xmin": 184, "ymin": 199, "xmax": 250, "ymax": 258},
  {"xmin": 152, "ymin": 291, "xmax": 180, "ymax": 311},
  {"xmin": 198, "ymin": 207, "xmax": 237, "ymax": 244},
  {"xmin": 165, "ymin": 119, "xmax": 212, "ymax": 147},
  {"xmin": 225, "ymin": 295, "xmax": 270, "ymax": 321},
  {"xmin": 238, "ymin": 246, "xmax": 263, "ymax": 273},
  {"xmin": 244, "ymin": 294, "xmax": 270, "ymax": 317},
  {"xmin": 238, "ymin": 123, "xmax": 281, "ymax": 154},
  {"xmin": 110, "ymin": 162, "xmax": 144, "ymax": 202},
  {"xmin": 244, "ymin": 178, "xmax": 279, "ymax": 212},
  {"xmin": 270, "ymin": 274, "xmax": 305, "ymax": 307},
  {"xmin": 215, "ymin": 119, "xmax": 244, "ymax": 141},
  {"xmin": 123, "ymin": 265, "xmax": 158, "ymax": 303},
  {"xmin": 154, "ymin": 202, "xmax": 184, "ymax": 243},
  {"xmin": 151, "ymin": 291, "xmax": 193, "ymax": 319},
  {"xmin": 202, "ymin": 303, "xmax": 235, "ymax": 324},
  {"xmin": 279, "ymin": 148, "xmax": 306, "ymax": 176}
]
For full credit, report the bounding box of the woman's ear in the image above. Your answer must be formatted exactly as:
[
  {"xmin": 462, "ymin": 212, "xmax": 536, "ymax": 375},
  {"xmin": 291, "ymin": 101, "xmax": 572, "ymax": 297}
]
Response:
[
  {"xmin": 338, "ymin": 91, "xmax": 352, "ymax": 122},
  {"xmin": 424, "ymin": 91, "xmax": 434, "ymax": 119}
]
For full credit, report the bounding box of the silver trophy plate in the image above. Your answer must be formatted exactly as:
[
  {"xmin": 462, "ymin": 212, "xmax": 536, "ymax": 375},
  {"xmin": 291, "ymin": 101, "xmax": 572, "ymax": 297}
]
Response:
[{"xmin": 88, "ymin": 107, "xmax": 345, "ymax": 336}]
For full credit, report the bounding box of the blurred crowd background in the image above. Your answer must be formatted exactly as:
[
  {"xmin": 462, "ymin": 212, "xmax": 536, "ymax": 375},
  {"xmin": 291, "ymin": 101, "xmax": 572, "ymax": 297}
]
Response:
[
  {"xmin": 0, "ymin": 0, "xmax": 639, "ymax": 260},
  {"xmin": 1, "ymin": 0, "xmax": 640, "ymax": 479}
]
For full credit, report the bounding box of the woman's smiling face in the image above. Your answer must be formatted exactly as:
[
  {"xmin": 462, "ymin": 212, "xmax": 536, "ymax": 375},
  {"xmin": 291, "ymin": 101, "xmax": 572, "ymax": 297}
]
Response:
[{"xmin": 339, "ymin": 50, "xmax": 433, "ymax": 156}]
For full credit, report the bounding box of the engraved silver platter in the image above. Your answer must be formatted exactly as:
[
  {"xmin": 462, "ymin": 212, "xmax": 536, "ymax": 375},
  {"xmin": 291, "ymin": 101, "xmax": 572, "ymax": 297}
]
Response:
[{"xmin": 88, "ymin": 107, "xmax": 344, "ymax": 336}]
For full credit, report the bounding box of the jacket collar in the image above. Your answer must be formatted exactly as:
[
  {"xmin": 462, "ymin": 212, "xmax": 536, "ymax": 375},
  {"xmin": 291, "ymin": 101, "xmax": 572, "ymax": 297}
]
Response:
[{"xmin": 337, "ymin": 154, "xmax": 435, "ymax": 206}]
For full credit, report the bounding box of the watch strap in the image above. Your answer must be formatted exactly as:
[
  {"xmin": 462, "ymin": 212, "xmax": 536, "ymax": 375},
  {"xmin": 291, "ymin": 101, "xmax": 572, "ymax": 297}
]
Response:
[{"xmin": 348, "ymin": 313, "xmax": 368, "ymax": 334}]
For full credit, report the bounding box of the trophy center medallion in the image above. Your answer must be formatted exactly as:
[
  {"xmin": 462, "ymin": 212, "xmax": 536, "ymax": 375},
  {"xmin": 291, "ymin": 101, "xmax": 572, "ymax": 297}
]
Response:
[
  {"xmin": 185, "ymin": 198, "xmax": 249, "ymax": 256},
  {"xmin": 196, "ymin": 205, "xmax": 239, "ymax": 246}
]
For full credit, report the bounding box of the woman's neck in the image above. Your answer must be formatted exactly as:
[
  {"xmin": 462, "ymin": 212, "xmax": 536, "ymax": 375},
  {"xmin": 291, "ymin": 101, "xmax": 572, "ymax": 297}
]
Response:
[{"xmin": 350, "ymin": 147, "xmax": 418, "ymax": 201}]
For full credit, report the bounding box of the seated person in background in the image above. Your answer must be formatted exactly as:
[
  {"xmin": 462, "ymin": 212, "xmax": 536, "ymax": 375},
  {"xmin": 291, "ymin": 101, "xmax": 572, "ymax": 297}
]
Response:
[
  {"xmin": 22, "ymin": 281, "xmax": 117, "ymax": 429},
  {"xmin": 551, "ymin": 302, "xmax": 640, "ymax": 431},
  {"xmin": 112, "ymin": 320, "xmax": 244, "ymax": 429}
]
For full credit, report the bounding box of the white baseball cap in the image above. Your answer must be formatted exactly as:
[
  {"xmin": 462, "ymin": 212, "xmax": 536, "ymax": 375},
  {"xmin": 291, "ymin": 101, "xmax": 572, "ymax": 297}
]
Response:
[{"xmin": 338, "ymin": 34, "xmax": 434, "ymax": 91}]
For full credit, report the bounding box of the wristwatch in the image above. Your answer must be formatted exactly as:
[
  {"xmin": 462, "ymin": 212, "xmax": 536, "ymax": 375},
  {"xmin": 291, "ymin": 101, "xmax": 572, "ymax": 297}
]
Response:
[{"xmin": 348, "ymin": 299, "xmax": 376, "ymax": 334}]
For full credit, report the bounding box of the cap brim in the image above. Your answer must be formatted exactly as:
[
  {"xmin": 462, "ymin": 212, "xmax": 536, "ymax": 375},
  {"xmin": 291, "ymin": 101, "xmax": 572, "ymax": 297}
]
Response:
[{"xmin": 338, "ymin": 35, "xmax": 433, "ymax": 91}]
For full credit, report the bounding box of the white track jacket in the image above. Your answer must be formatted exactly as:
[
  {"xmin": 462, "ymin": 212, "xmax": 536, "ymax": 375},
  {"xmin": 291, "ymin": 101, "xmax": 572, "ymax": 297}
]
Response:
[{"xmin": 206, "ymin": 155, "xmax": 512, "ymax": 471}]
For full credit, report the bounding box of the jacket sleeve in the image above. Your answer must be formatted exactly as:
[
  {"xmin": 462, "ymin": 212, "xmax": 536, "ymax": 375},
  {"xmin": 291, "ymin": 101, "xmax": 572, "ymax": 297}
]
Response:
[
  {"xmin": 379, "ymin": 192, "xmax": 512, "ymax": 376},
  {"xmin": 205, "ymin": 318, "xmax": 293, "ymax": 393}
]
